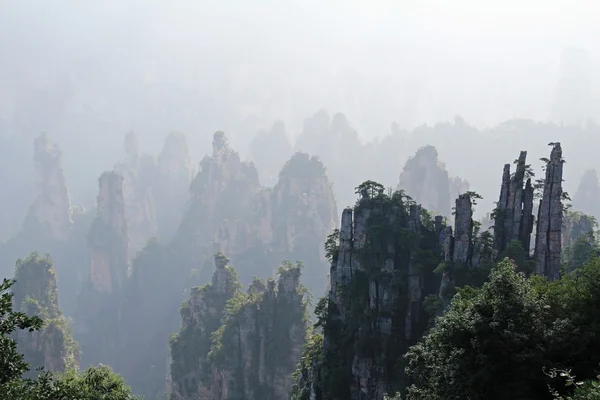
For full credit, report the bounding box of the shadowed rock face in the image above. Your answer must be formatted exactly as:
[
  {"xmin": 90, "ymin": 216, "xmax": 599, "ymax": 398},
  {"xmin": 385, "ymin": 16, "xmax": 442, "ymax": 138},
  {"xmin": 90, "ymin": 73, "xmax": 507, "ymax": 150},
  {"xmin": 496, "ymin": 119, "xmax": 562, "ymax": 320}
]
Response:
[
  {"xmin": 13, "ymin": 253, "xmax": 79, "ymax": 375},
  {"xmin": 535, "ymin": 143, "xmax": 564, "ymax": 280},
  {"xmin": 23, "ymin": 133, "xmax": 72, "ymax": 241}
]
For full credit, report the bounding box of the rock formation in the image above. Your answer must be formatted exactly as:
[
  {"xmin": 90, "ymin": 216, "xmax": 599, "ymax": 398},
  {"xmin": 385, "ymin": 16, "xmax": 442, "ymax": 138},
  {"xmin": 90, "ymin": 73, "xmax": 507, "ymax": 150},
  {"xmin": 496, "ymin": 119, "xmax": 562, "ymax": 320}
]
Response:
[
  {"xmin": 295, "ymin": 182, "xmax": 444, "ymax": 400},
  {"xmin": 114, "ymin": 132, "xmax": 158, "ymax": 259},
  {"xmin": 75, "ymin": 171, "xmax": 129, "ymax": 369},
  {"xmin": 562, "ymin": 210, "xmax": 596, "ymax": 248},
  {"xmin": 534, "ymin": 143, "xmax": 564, "ymax": 280},
  {"xmin": 573, "ymin": 169, "xmax": 600, "ymax": 220},
  {"xmin": 169, "ymin": 255, "xmax": 307, "ymax": 400},
  {"xmin": 169, "ymin": 253, "xmax": 241, "ymax": 400},
  {"xmin": 492, "ymin": 151, "xmax": 535, "ymax": 256},
  {"xmin": 207, "ymin": 262, "xmax": 308, "ymax": 400},
  {"xmin": 155, "ymin": 132, "xmax": 192, "ymax": 241},
  {"xmin": 22, "ymin": 133, "xmax": 72, "ymax": 241},
  {"xmin": 88, "ymin": 171, "xmax": 129, "ymax": 293},
  {"xmin": 398, "ymin": 145, "xmax": 468, "ymax": 217},
  {"xmin": 249, "ymin": 120, "xmax": 293, "ymax": 186},
  {"xmin": 175, "ymin": 131, "xmax": 265, "ymax": 277},
  {"xmin": 12, "ymin": 253, "xmax": 79, "ymax": 375},
  {"xmin": 269, "ymin": 152, "xmax": 337, "ymax": 295}
]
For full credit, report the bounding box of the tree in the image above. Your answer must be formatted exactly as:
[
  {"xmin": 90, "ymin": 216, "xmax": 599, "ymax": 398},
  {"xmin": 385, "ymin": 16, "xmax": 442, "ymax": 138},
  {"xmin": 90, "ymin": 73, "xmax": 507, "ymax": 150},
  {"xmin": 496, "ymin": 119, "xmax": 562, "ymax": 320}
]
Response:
[
  {"xmin": 0, "ymin": 278, "xmax": 43, "ymax": 386},
  {"xmin": 405, "ymin": 259, "xmax": 551, "ymax": 400},
  {"xmin": 0, "ymin": 277, "xmax": 139, "ymax": 400}
]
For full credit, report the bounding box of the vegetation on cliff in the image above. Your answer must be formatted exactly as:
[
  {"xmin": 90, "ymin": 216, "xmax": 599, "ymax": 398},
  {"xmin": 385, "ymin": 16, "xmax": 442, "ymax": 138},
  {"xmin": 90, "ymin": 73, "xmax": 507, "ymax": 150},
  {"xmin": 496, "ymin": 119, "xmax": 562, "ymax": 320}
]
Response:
[
  {"xmin": 12, "ymin": 252, "xmax": 79, "ymax": 375},
  {"xmin": 0, "ymin": 277, "xmax": 138, "ymax": 400},
  {"xmin": 170, "ymin": 254, "xmax": 308, "ymax": 400}
]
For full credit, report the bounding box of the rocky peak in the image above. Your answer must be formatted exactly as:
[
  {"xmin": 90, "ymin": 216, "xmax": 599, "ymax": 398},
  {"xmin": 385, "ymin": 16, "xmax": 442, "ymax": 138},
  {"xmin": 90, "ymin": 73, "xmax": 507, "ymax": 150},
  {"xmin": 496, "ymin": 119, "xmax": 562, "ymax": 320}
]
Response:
[
  {"xmin": 492, "ymin": 150, "xmax": 535, "ymax": 256},
  {"xmin": 114, "ymin": 133, "xmax": 158, "ymax": 259},
  {"xmin": 398, "ymin": 145, "xmax": 467, "ymax": 217},
  {"xmin": 169, "ymin": 252, "xmax": 241, "ymax": 400},
  {"xmin": 534, "ymin": 143, "xmax": 564, "ymax": 280},
  {"xmin": 453, "ymin": 194, "xmax": 473, "ymax": 264},
  {"xmin": 124, "ymin": 130, "xmax": 140, "ymax": 161},
  {"xmin": 88, "ymin": 171, "xmax": 128, "ymax": 293},
  {"xmin": 12, "ymin": 253, "xmax": 79, "ymax": 374},
  {"xmin": 24, "ymin": 133, "xmax": 72, "ymax": 241},
  {"xmin": 573, "ymin": 169, "xmax": 600, "ymax": 220}
]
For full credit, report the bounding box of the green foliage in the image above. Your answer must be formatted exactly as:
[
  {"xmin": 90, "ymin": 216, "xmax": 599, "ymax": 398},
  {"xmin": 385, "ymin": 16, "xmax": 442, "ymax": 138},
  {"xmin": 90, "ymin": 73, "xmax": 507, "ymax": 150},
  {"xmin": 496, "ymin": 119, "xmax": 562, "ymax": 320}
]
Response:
[
  {"xmin": 406, "ymin": 259, "xmax": 551, "ymax": 399},
  {"xmin": 324, "ymin": 229, "xmax": 340, "ymax": 264},
  {"xmin": 1, "ymin": 277, "xmax": 137, "ymax": 399},
  {"xmin": 3, "ymin": 365, "xmax": 141, "ymax": 400},
  {"xmin": 546, "ymin": 368, "xmax": 600, "ymax": 399},
  {"xmin": 0, "ymin": 278, "xmax": 43, "ymax": 386},
  {"xmin": 10, "ymin": 253, "xmax": 79, "ymax": 374},
  {"xmin": 407, "ymin": 256, "xmax": 600, "ymax": 399},
  {"xmin": 499, "ymin": 239, "xmax": 535, "ymax": 275},
  {"xmin": 290, "ymin": 333, "xmax": 324, "ymax": 400},
  {"xmin": 294, "ymin": 182, "xmax": 443, "ymax": 399}
]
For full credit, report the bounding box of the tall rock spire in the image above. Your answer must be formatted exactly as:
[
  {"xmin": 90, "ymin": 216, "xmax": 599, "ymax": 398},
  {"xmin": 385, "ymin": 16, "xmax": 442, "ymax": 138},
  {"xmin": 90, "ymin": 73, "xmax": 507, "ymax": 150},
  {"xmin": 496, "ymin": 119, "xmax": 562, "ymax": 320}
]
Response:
[
  {"xmin": 88, "ymin": 171, "xmax": 129, "ymax": 293},
  {"xmin": 24, "ymin": 133, "xmax": 72, "ymax": 240},
  {"xmin": 535, "ymin": 143, "xmax": 564, "ymax": 280},
  {"xmin": 492, "ymin": 151, "xmax": 535, "ymax": 256}
]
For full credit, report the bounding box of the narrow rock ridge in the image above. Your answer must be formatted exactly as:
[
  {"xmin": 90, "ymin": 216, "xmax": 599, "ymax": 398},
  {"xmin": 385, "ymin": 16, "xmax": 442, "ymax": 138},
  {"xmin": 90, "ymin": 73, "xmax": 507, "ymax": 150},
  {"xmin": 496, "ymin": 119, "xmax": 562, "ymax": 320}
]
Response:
[
  {"xmin": 88, "ymin": 171, "xmax": 129, "ymax": 293},
  {"xmin": 23, "ymin": 133, "xmax": 72, "ymax": 240},
  {"xmin": 534, "ymin": 143, "xmax": 564, "ymax": 280}
]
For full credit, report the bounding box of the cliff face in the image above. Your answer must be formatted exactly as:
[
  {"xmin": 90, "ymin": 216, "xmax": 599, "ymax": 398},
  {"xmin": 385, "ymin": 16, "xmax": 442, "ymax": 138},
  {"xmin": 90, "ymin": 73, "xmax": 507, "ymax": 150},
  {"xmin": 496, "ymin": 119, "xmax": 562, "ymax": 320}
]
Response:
[
  {"xmin": 12, "ymin": 253, "xmax": 79, "ymax": 375},
  {"xmin": 492, "ymin": 151, "xmax": 535, "ymax": 256},
  {"xmin": 208, "ymin": 262, "xmax": 308, "ymax": 400},
  {"xmin": 573, "ymin": 169, "xmax": 600, "ymax": 220},
  {"xmin": 76, "ymin": 171, "xmax": 129, "ymax": 369},
  {"xmin": 296, "ymin": 182, "xmax": 444, "ymax": 400},
  {"xmin": 0, "ymin": 133, "xmax": 89, "ymax": 317},
  {"xmin": 249, "ymin": 120, "xmax": 293, "ymax": 186},
  {"xmin": 175, "ymin": 132, "xmax": 337, "ymax": 295},
  {"xmin": 88, "ymin": 171, "xmax": 129, "ymax": 294},
  {"xmin": 169, "ymin": 255, "xmax": 307, "ymax": 400},
  {"xmin": 269, "ymin": 153, "xmax": 337, "ymax": 295},
  {"xmin": 175, "ymin": 131, "xmax": 265, "ymax": 276},
  {"xmin": 169, "ymin": 253, "xmax": 241, "ymax": 400},
  {"xmin": 23, "ymin": 133, "xmax": 72, "ymax": 241},
  {"xmin": 534, "ymin": 143, "xmax": 564, "ymax": 280},
  {"xmin": 562, "ymin": 210, "xmax": 596, "ymax": 248},
  {"xmin": 398, "ymin": 145, "xmax": 468, "ymax": 217},
  {"xmin": 114, "ymin": 132, "xmax": 158, "ymax": 260},
  {"xmin": 156, "ymin": 132, "xmax": 192, "ymax": 241}
]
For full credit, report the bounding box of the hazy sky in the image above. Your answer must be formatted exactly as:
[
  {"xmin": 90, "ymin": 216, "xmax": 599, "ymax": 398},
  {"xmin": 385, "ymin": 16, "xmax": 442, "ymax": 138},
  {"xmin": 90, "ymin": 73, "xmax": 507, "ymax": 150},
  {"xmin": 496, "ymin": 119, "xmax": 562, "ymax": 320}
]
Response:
[{"xmin": 2, "ymin": 1, "xmax": 599, "ymax": 140}]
